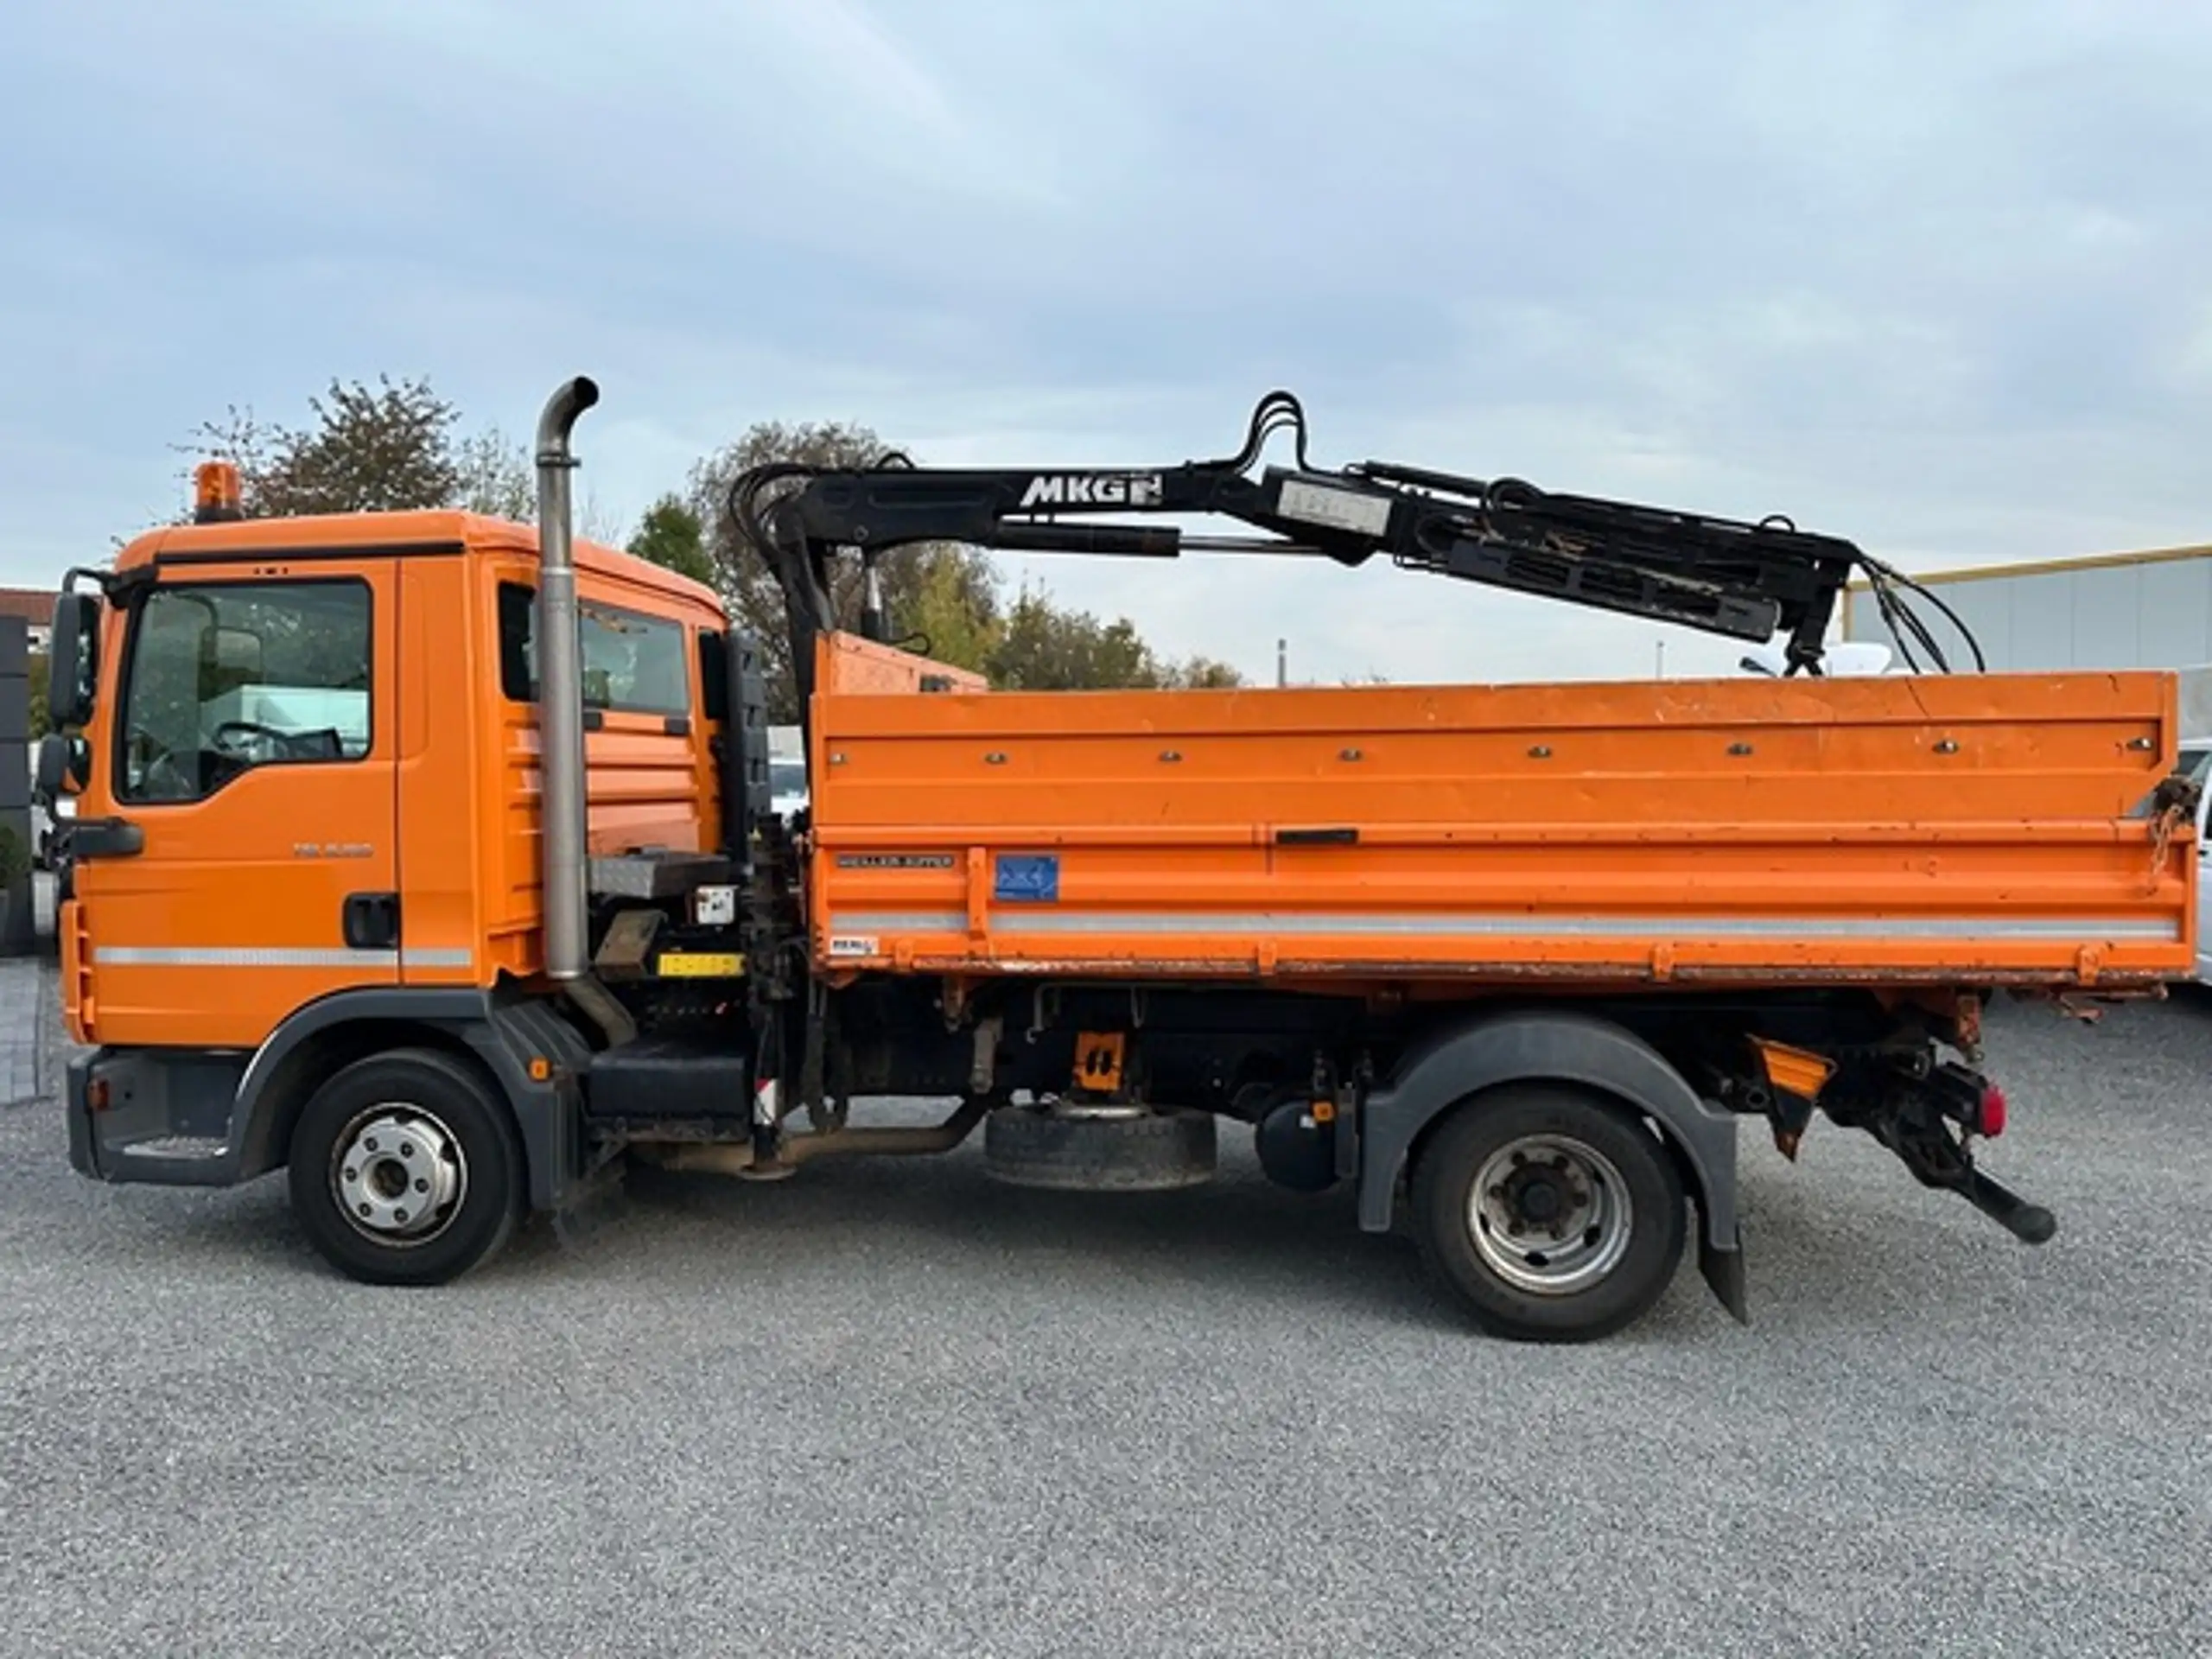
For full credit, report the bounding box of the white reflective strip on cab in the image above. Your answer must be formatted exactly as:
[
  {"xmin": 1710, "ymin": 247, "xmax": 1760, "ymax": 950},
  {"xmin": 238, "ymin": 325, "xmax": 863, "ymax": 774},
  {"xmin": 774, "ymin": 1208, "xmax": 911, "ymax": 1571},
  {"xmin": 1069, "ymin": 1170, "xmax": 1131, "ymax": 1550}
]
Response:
[
  {"xmin": 91, "ymin": 946, "xmax": 478, "ymax": 969},
  {"xmin": 830, "ymin": 911, "xmax": 2181, "ymax": 943},
  {"xmin": 92, "ymin": 946, "xmax": 397, "ymax": 968}
]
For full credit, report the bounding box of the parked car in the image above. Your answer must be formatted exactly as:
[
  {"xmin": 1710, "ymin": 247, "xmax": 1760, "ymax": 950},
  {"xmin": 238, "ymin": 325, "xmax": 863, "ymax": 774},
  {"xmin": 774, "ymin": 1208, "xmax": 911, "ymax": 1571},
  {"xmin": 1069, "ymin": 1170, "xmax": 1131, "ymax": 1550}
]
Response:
[{"xmin": 770, "ymin": 754, "xmax": 808, "ymax": 820}]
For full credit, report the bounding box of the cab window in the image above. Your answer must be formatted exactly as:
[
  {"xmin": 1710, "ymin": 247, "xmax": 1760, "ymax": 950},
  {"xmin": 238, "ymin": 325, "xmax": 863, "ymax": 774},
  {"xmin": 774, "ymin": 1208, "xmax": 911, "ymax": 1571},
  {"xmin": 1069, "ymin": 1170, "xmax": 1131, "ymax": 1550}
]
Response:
[
  {"xmin": 496, "ymin": 582, "xmax": 690, "ymax": 716},
  {"xmin": 581, "ymin": 601, "xmax": 689, "ymax": 715},
  {"xmin": 118, "ymin": 579, "xmax": 372, "ymax": 804}
]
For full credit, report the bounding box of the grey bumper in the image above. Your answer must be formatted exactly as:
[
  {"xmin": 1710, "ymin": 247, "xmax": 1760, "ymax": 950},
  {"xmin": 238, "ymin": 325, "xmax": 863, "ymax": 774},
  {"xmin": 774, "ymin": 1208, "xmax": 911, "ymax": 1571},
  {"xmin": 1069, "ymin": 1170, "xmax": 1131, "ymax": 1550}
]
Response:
[{"xmin": 66, "ymin": 1047, "xmax": 252, "ymax": 1187}]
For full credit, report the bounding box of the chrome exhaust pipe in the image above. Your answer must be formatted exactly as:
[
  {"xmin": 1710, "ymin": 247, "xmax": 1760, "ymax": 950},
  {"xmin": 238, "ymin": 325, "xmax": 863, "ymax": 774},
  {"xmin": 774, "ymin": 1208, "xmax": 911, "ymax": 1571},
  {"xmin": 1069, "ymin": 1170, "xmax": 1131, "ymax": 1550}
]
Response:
[{"xmin": 534, "ymin": 376, "xmax": 599, "ymax": 983}]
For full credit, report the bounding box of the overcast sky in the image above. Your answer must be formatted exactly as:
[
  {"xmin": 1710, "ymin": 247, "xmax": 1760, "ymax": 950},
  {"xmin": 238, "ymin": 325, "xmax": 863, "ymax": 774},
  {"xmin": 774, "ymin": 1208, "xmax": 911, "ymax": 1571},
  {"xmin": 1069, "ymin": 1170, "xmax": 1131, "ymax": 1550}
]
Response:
[{"xmin": 4, "ymin": 0, "xmax": 2207, "ymax": 683}]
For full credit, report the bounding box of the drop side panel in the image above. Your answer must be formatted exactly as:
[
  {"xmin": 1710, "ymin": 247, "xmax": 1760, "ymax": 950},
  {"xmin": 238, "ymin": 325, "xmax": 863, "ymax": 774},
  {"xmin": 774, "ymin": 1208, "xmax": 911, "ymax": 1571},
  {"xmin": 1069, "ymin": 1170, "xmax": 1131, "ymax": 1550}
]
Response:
[{"xmin": 809, "ymin": 653, "xmax": 2192, "ymax": 988}]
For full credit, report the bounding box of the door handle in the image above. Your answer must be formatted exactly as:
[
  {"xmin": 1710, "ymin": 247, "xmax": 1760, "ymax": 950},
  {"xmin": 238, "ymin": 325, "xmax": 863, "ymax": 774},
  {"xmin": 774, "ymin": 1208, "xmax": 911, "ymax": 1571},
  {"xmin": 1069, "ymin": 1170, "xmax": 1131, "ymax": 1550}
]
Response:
[{"xmin": 343, "ymin": 892, "xmax": 401, "ymax": 950}]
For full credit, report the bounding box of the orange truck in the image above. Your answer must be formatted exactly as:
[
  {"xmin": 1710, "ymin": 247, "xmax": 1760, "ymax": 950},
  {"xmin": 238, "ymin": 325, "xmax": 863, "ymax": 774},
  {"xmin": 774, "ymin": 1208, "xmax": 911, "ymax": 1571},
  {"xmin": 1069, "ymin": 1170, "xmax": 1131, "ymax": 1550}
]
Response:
[{"xmin": 38, "ymin": 378, "xmax": 2198, "ymax": 1343}]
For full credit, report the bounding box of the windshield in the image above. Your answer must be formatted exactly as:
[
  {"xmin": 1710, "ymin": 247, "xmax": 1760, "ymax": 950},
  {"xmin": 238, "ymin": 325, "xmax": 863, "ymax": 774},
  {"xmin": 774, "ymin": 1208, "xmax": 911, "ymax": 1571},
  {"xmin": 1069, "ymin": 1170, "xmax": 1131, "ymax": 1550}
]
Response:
[
  {"xmin": 118, "ymin": 580, "xmax": 372, "ymax": 804},
  {"xmin": 770, "ymin": 759, "xmax": 806, "ymax": 798}
]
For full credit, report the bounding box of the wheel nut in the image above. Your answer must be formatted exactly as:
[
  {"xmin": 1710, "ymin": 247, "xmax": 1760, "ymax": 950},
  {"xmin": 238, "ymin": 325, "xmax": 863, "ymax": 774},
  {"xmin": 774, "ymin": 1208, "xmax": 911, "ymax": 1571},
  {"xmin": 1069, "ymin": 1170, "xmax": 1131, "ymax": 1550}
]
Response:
[
  {"xmin": 1487, "ymin": 1185, "xmax": 1506, "ymax": 1200},
  {"xmin": 344, "ymin": 1167, "xmax": 357, "ymax": 1182},
  {"xmin": 365, "ymin": 1137, "xmax": 379, "ymax": 1152},
  {"xmin": 399, "ymin": 1143, "xmax": 414, "ymax": 1160},
  {"xmin": 357, "ymin": 1203, "xmax": 372, "ymax": 1217},
  {"xmin": 1507, "ymin": 1220, "xmax": 1525, "ymax": 1236},
  {"xmin": 415, "ymin": 1179, "xmax": 429, "ymax": 1194}
]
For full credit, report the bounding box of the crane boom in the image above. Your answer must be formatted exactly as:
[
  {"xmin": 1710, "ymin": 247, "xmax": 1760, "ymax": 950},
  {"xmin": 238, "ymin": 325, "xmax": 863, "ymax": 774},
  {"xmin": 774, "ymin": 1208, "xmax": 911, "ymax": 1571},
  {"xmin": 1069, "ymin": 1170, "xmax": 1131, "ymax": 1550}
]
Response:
[{"xmin": 730, "ymin": 389, "xmax": 1950, "ymax": 706}]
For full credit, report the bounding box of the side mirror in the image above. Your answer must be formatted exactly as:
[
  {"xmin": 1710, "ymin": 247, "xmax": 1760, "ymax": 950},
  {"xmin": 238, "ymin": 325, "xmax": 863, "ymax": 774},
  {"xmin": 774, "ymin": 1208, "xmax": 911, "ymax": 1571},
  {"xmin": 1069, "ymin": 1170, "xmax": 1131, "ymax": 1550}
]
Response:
[
  {"xmin": 34, "ymin": 732, "xmax": 86, "ymax": 805},
  {"xmin": 47, "ymin": 591, "xmax": 100, "ymax": 730}
]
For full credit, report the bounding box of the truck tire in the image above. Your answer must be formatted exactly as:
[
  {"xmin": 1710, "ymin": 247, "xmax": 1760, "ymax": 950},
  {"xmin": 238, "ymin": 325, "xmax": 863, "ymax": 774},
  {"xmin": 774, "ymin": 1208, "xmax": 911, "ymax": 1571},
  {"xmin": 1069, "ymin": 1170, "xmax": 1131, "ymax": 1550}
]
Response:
[
  {"xmin": 984, "ymin": 1106, "xmax": 1216, "ymax": 1191},
  {"xmin": 1410, "ymin": 1084, "xmax": 1686, "ymax": 1343},
  {"xmin": 286, "ymin": 1047, "xmax": 524, "ymax": 1287}
]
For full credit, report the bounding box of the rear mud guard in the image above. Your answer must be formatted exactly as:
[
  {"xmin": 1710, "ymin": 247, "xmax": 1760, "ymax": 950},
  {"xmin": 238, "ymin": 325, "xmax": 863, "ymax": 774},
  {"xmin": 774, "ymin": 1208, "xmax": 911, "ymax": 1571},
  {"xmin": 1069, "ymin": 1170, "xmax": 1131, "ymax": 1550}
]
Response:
[{"xmin": 1359, "ymin": 1009, "xmax": 1747, "ymax": 1321}]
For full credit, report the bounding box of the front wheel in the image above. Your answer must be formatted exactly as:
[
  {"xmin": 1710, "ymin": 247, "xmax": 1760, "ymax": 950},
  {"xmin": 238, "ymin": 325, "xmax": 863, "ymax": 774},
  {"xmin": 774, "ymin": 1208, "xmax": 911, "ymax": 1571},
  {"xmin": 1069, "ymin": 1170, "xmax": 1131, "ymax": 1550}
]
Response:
[
  {"xmin": 287, "ymin": 1048, "xmax": 524, "ymax": 1287},
  {"xmin": 1410, "ymin": 1084, "xmax": 1686, "ymax": 1343}
]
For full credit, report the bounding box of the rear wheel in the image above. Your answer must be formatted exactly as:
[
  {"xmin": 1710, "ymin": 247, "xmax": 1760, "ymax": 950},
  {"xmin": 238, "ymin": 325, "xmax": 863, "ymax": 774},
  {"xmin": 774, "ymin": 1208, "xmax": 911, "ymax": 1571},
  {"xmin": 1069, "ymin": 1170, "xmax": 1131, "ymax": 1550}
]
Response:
[
  {"xmin": 1410, "ymin": 1084, "xmax": 1686, "ymax": 1342},
  {"xmin": 287, "ymin": 1048, "xmax": 524, "ymax": 1287}
]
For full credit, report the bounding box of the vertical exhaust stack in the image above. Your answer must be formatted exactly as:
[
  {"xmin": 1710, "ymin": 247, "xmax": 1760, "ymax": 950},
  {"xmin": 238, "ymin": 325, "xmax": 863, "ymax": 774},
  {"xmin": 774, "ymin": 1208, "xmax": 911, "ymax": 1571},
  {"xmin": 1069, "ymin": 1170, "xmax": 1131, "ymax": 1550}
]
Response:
[
  {"xmin": 535, "ymin": 375, "xmax": 598, "ymax": 985},
  {"xmin": 533, "ymin": 376, "xmax": 637, "ymax": 1046}
]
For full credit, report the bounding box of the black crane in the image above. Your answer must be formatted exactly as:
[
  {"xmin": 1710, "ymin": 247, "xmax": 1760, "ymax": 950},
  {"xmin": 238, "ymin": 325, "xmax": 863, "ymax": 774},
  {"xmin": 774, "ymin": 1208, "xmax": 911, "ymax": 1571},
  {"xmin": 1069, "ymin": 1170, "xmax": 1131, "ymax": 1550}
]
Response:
[{"xmin": 728, "ymin": 390, "xmax": 1980, "ymax": 709}]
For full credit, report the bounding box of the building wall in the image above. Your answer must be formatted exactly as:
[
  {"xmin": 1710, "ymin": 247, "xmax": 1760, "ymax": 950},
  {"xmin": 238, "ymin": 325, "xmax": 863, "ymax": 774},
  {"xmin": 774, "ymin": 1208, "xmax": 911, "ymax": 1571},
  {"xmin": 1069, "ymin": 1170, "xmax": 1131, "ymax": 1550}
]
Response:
[
  {"xmin": 1843, "ymin": 551, "xmax": 2212, "ymax": 673},
  {"xmin": 0, "ymin": 589, "xmax": 59, "ymax": 659}
]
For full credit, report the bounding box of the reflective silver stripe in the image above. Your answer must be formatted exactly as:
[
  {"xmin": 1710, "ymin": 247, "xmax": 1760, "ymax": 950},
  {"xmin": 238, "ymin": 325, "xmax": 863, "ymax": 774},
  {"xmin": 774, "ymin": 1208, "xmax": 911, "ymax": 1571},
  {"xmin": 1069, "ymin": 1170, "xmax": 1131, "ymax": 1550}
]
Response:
[
  {"xmin": 92, "ymin": 946, "xmax": 399, "ymax": 968},
  {"xmin": 402, "ymin": 949, "xmax": 476, "ymax": 969},
  {"xmin": 831, "ymin": 911, "xmax": 2181, "ymax": 944},
  {"xmin": 90, "ymin": 946, "xmax": 479, "ymax": 969},
  {"xmin": 830, "ymin": 912, "xmax": 970, "ymax": 934}
]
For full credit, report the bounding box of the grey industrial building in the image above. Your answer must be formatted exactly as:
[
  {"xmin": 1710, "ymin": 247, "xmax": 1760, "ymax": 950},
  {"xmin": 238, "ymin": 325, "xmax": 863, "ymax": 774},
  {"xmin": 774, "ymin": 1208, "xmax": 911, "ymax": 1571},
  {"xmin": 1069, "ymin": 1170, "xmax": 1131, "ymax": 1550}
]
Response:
[{"xmin": 1842, "ymin": 543, "xmax": 2212, "ymax": 674}]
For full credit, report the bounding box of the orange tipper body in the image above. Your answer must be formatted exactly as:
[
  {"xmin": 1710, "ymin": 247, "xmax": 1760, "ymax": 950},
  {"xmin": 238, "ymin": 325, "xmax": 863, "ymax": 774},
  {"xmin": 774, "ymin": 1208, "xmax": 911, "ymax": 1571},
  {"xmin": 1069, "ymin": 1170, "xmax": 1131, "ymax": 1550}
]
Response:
[
  {"xmin": 808, "ymin": 633, "xmax": 2193, "ymax": 988},
  {"xmin": 59, "ymin": 510, "xmax": 726, "ymax": 1052}
]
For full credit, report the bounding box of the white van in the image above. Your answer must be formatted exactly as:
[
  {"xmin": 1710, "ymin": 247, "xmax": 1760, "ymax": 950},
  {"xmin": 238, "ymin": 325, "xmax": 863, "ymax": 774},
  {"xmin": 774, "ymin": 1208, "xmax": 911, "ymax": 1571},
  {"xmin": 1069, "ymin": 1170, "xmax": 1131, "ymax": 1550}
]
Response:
[{"xmin": 768, "ymin": 723, "xmax": 808, "ymax": 820}]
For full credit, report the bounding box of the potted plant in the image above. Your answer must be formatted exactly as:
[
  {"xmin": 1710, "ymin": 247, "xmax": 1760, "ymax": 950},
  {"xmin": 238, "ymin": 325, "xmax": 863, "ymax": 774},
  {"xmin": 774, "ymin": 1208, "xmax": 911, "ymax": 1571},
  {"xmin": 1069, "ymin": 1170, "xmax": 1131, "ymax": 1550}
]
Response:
[{"xmin": 0, "ymin": 823, "xmax": 27, "ymax": 951}]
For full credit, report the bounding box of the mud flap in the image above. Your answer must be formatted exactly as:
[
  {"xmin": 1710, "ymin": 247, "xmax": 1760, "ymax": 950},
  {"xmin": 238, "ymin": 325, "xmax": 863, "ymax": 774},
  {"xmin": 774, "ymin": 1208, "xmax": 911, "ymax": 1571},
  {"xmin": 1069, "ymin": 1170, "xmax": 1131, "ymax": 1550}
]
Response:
[{"xmin": 1700, "ymin": 1230, "xmax": 1748, "ymax": 1324}]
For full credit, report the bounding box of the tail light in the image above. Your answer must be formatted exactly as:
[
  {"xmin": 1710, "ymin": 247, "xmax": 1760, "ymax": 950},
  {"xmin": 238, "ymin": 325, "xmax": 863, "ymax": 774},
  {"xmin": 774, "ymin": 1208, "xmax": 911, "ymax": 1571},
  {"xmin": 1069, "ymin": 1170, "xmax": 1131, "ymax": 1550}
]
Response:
[{"xmin": 1977, "ymin": 1082, "xmax": 2007, "ymax": 1138}]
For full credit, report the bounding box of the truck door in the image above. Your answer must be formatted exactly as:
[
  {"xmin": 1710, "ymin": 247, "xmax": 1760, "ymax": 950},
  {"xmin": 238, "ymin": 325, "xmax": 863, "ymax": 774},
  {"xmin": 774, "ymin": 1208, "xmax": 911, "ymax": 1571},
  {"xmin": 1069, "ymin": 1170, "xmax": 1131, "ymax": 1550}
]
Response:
[{"xmin": 73, "ymin": 561, "xmax": 398, "ymax": 1050}]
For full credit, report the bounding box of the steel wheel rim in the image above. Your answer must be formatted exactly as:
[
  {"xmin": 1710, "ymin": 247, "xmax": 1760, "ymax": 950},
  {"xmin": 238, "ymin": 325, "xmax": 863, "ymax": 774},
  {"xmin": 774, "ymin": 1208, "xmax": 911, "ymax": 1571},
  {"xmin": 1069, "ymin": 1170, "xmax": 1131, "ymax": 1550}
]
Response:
[
  {"xmin": 331, "ymin": 1104, "xmax": 468, "ymax": 1247},
  {"xmin": 1466, "ymin": 1133, "xmax": 1633, "ymax": 1295}
]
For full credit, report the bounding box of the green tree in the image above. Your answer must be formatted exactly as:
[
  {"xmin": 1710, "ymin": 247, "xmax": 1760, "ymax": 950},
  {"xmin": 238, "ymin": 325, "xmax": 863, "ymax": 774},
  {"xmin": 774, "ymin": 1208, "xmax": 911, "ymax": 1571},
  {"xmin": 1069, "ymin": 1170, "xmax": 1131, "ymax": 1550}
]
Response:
[
  {"xmin": 989, "ymin": 586, "xmax": 1155, "ymax": 690},
  {"xmin": 987, "ymin": 584, "xmax": 1246, "ymax": 692},
  {"xmin": 26, "ymin": 652, "xmax": 48, "ymax": 740},
  {"xmin": 1167, "ymin": 656, "xmax": 1244, "ymax": 690},
  {"xmin": 689, "ymin": 418, "xmax": 976, "ymax": 718},
  {"xmin": 627, "ymin": 494, "xmax": 716, "ymax": 588},
  {"xmin": 898, "ymin": 545, "xmax": 1003, "ymax": 675}
]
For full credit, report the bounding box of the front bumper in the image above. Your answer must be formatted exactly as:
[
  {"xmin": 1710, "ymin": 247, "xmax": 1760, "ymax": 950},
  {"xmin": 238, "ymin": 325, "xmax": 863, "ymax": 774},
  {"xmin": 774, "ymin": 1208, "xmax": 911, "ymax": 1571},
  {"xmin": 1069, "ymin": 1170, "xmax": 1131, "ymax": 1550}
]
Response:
[{"xmin": 67, "ymin": 1047, "xmax": 251, "ymax": 1187}]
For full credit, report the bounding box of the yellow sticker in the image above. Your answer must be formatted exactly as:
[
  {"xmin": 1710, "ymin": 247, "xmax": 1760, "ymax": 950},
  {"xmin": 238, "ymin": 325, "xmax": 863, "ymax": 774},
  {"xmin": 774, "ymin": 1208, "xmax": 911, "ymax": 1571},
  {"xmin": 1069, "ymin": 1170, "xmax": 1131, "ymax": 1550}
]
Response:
[
  {"xmin": 657, "ymin": 951, "xmax": 744, "ymax": 978},
  {"xmin": 1074, "ymin": 1031, "xmax": 1126, "ymax": 1093}
]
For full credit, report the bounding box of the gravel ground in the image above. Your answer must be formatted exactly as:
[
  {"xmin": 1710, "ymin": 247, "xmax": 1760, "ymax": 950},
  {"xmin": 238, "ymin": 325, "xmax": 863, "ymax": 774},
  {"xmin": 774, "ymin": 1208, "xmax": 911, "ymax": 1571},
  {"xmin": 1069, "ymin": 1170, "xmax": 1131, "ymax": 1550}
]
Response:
[{"xmin": 3, "ymin": 991, "xmax": 2209, "ymax": 1657}]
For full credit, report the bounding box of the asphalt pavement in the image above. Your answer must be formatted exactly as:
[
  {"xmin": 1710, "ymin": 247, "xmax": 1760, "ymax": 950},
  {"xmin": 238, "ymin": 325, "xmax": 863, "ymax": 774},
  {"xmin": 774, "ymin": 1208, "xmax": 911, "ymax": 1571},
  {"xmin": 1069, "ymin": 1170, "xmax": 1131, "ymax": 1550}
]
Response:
[{"xmin": 3, "ymin": 976, "xmax": 2209, "ymax": 1657}]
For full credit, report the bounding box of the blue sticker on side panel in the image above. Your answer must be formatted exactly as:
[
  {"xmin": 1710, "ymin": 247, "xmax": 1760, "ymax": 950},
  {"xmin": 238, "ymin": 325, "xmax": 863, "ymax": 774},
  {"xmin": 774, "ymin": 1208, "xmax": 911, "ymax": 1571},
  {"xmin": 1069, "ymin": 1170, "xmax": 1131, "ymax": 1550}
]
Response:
[{"xmin": 994, "ymin": 854, "xmax": 1060, "ymax": 902}]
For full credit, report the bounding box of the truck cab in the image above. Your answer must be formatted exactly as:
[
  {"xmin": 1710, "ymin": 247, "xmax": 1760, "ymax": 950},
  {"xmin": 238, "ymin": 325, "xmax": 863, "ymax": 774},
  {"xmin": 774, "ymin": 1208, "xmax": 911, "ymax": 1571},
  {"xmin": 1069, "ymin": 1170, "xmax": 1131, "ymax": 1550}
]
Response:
[{"xmin": 42, "ymin": 488, "xmax": 732, "ymax": 1182}]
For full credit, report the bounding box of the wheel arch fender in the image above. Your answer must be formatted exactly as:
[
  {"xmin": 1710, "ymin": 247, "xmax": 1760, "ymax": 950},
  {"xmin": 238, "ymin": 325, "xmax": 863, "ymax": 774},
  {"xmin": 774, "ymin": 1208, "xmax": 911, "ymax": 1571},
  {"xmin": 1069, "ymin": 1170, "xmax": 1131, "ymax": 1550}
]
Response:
[
  {"xmin": 1360, "ymin": 1009, "xmax": 1747, "ymax": 1320},
  {"xmin": 232, "ymin": 988, "xmax": 592, "ymax": 1211}
]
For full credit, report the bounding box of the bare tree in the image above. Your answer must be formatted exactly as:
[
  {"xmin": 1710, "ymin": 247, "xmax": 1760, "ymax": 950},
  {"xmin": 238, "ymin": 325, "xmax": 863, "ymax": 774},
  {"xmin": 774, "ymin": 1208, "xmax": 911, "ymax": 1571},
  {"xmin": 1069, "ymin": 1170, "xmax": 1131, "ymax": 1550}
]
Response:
[
  {"xmin": 185, "ymin": 378, "xmax": 538, "ymax": 527},
  {"xmin": 454, "ymin": 426, "xmax": 536, "ymax": 521},
  {"xmin": 689, "ymin": 418, "xmax": 962, "ymax": 718},
  {"xmin": 185, "ymin": 375, "xmax": 464, "ymax": 518}
]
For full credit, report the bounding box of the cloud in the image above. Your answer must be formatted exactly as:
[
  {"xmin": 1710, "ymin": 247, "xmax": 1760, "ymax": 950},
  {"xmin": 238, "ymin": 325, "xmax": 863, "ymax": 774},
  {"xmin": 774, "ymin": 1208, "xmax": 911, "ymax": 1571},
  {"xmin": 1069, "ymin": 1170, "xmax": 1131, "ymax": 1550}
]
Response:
[{"xmin": 2, "ymin": 0, "xmax": 2208, "ymax": 688}]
